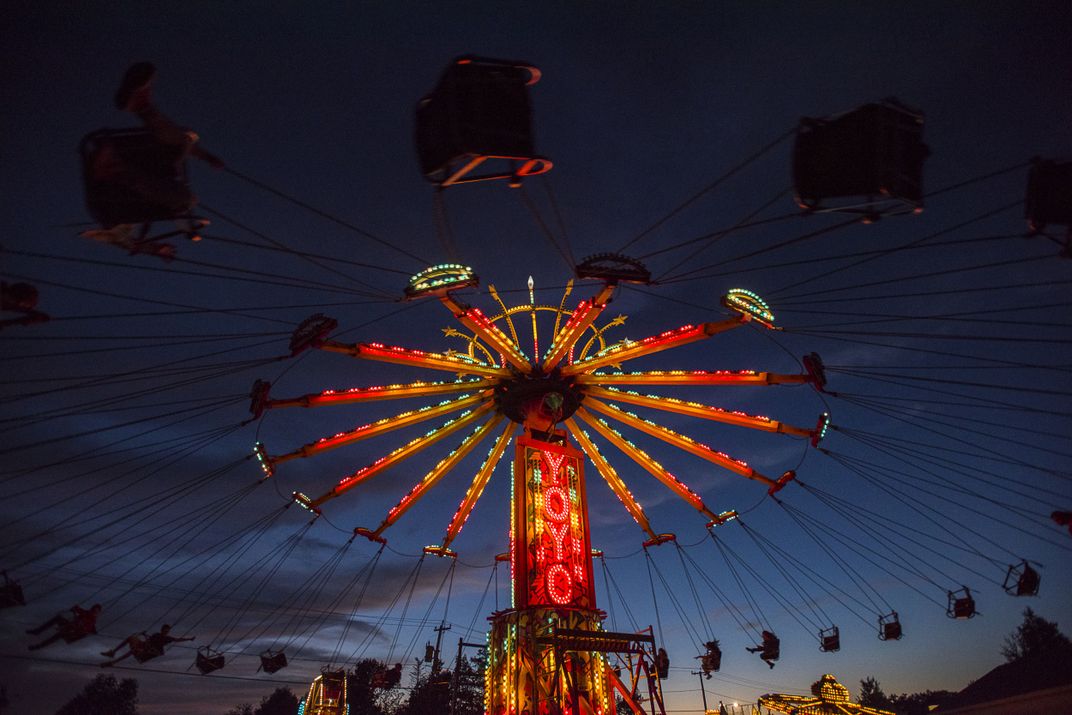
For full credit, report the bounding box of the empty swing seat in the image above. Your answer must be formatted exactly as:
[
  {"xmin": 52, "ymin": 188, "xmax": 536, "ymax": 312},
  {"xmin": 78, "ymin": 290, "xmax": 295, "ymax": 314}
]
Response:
[
  {"xmin": 1004, "ymin": 561, "xmax": 1041, "ymax": 597},
  {"xmin": 260, "ymin": 649, "xmax": 288, "ymax": 673},
  {"xmin": 793, "ymin": 99, "xmax": 928, "ymax": 215},
  {"xmin": 195, "ymin": 647, "xmax": 225, "ymax": 674},
  {"xmin": 820, "ymin": 626, "xmax": 840, "ymax": 652},
  {"xmin": 948, "ymin": 588, "xmax": 977, "ymax": 619},
  {"xmin": 416, "ymin": 56, "xmax": 551, "ymax": 186},
  {"xmin": 879, "ymin": 612, "xmax": 903, "ymax": 641},
  {"xmin": 1025, "ymin": 159, "xmax": 1072, "ymax": 233},
  {"xmin": 81, "ymin": 128, "xmax": 195, "ymax": 227}
]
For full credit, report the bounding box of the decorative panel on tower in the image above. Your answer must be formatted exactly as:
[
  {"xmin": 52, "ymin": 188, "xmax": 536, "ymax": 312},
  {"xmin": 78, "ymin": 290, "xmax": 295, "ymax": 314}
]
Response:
[{"xmin": 512, "ymin": 434, "xmax": 596, "ymax": 610}]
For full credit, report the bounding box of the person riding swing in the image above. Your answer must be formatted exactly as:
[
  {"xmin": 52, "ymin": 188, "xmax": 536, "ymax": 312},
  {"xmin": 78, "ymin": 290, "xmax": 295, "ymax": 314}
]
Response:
[
  {"xmin": 746, "ymin": 630, "xmax": 780, "ymax": 668},
  {"xmin": 100, "ymin": 624, "xmax": 194, "ymax": 667}
]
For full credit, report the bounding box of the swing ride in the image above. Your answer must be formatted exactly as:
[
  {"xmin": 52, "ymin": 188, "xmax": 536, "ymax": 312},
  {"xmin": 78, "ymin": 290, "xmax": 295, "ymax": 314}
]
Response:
[
  {"xmin": 1, "ymin": 42, "xmax": 1070, "ymax": 715},
  {"xmin": 254, "ymin": 267, "xmax": 821, "ymax": 713}
]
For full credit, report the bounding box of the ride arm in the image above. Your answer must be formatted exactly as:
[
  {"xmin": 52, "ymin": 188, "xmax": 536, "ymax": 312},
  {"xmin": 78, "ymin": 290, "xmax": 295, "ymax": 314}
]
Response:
[
  {"xmin": 584, "ymin": 385, "xmax": 814, "ymax": 438},
  {"xmin": 561, "ymin": 316, "xmax": 747, "ymax": 377},
  {"xmin": 439, "ymin": 295, "xmax": 531, "ymax": 371},
  {"xmin": 441, "ymin": 420, "xmax": 516, "ymax": 549},
  {"xmin": 564, "ymin": 418, "xmax": 657, "ymax": 540},
  {"xmin": 371, "ymin": 414, "xmax": 505, "ymax": 537},
  {"xmin": 542, "ymin": 283, "xmax": 616, "ymax": 370},
  {"xmin": 574, "ymin": 407, "xmax": 719, "ymax": 521},
  {"xmin": 308, "ymin": 402, "xmax": 495, "ymax": 508},
  {"xmin": 574, "ymin": 370, "xmax": 810, "ymax": 386},
  {"xmin": 318, "ymin": 339, "xmax": 510, "ymax": 378},
  {"xmin": 582, "ymin": 398, "xmax": 779, "ymax": 489},
  {"xmin": 267, "ymin": 391, "xmax": 491, "ymax": 465},
  {"xmin": 266, "ymin": 378, "xmax": 497, "ymax": 409}
]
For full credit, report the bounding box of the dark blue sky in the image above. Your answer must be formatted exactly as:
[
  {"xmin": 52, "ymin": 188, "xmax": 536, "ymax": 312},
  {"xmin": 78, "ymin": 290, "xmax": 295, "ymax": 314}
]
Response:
[{"xmin": 1, "ymin": 3, "xmax": 1070, "ymax": 713}]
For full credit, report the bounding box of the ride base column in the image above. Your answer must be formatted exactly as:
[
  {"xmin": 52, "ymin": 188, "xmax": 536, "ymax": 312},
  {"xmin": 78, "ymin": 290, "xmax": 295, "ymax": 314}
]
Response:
[{"xmin": 486, "ymin": 431, "xmax": 610, "ymax": 715}]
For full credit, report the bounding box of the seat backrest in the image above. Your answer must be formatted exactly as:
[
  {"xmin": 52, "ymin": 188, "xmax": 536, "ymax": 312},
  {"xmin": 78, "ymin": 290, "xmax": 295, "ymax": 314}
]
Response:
[
  {"xmin": 416, "ymin": 59, "xmax": 537, "ymax": 179},
  {"xmin": 81, "ymin": 128, "xmax": 193, "ymax": 226}
]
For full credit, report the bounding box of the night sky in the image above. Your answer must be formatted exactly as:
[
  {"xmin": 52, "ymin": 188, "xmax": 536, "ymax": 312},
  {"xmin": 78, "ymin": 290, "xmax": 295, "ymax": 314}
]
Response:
[{"xmin": 2, "ymin": 3, "xmax": 1071, "ymax": 714}]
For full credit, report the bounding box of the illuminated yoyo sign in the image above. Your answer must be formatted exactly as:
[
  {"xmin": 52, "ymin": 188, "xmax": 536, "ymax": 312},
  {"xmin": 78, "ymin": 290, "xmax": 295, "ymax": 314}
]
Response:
[
  {"xmin": 512, "ymin": 436, "xmax": 595, "ymax": 609},
  {"xmin": 404, "ymin": 263, "xmax": 479, "ymax": 299},
  {"xmin": 722, "ymin": 288, "xmax": 775, "ymax": 327}
]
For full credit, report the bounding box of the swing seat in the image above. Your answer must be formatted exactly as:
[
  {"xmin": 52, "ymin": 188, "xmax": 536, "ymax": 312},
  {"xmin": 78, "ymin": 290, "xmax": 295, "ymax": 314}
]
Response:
[
  {"xmin": 81, "ymin": 128, "xmax": 195, "ymax": 227},
  {"xmin": 576, "ymin": 253, "xmax": 652, "ymax": 285},
  {"xmin": 1003, "ymin": 561, "xmax": 1040, "ymax": 597},
  {"xmin": 195, "ymin": 647, "xmax": 225, "ymax": 674},
  {"xmin": 132, "ymin": 641, "xmax": 165, "ymax": 664},
  {"xmin": 947, "ymin": 588, "xmax": 977, "ymax": 619},
  {"xmin": 248, "ymin": 380, "xmax": 271, "ymax": 420},
  {"xmin": 878, "ymin": 612, "xmax": 902, "ymax": 641},
  {"xmin": 259, "ymin": 649, "xmax": 288, "ymax": 673},
  {"xmin": 793, "ymin": 99, "xmax": 928, "ymax": 216},
  {"xmin": 416, "ymin": 56, "xmax": 552, "ymax": 187},
  {"xmin": 803, "ymin": 352, "xmax": 828, "ymax": 391},
  {"xmin": 59, "ymin": 625, "xmax": 94, "ymax": 644},
  {"xmin": 289, "ymin": 314, "xmax": 338, "ymax": 356},
  {"xmin": 701, "ymin": 642, "xmax": 722, "ymax": 672},
  {"xmin": 820, "ymin": 626, "xmax": 840, "ymax": 652},
  {"xmin": 761, "ymin": 633, "xmax": 781, "ymax": 661},
  {"xmin": 0, "ymin": 574, "xmax": 25, "ymax": 608},
  {"xmin": 1025, "ymin": 158, "xmax": 1072, "ymax": 233}
]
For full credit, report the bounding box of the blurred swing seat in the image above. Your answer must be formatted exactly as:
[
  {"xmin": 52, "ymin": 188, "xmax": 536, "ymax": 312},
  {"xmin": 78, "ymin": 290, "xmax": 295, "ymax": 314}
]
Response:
[
  {"xmin": 195, "ymin": 647, "xmax": 225, "ymax": 674},
  {"xmin": 947, "ymin": 587, "xmax": 977, "ymax": 619},
  {"xmin": 576, "ymin": 253, "xmax": 652, "ymax": 284},
  {"xmin": 416, "ymin": 56, "xmax": 552, "ymax": 187},
  {"xmin": 260, "ymin": 649, "xmax": 288, "ymax": 673},
  {"xmin": 132, "ymin": 637, "xmax": 166, "ymax": 664},
  {"xmin": 793, "ymin": 98, "xmax": 928, "ymax": 217},
  {"xmin": 80, "ymin": 127, "xmax": 195, "ymax": 227},
  {"xmin": 819, "ymin": 626, "xmax": 840, "ymax": 652},
  {"xmin": 1003, "ymin": 560, "xmax": 1040, "ymax": 597},
  {"xmin": 878, "ymin": 612, "xmax": 902, "ymax": 641},
  {"xmin": 701, "ymin": 640, "xmax": 722, "ymax": 672}
]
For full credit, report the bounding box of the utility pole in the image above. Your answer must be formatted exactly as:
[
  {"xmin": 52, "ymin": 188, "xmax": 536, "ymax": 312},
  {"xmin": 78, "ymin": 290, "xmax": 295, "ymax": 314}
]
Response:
[
  {"xmin": 691, "ymin": 671, "xmax": 709, "ymax": 714},
  {"xmin": 432, "ymin": 622, "xmax": 452, "ymax": 675}
]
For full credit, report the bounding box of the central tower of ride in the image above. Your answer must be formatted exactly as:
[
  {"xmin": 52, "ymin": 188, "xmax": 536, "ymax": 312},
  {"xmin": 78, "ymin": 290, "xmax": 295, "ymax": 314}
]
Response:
[{"xmin": 486, "ymin": 423, "xmax": 608, "ymax": 715}]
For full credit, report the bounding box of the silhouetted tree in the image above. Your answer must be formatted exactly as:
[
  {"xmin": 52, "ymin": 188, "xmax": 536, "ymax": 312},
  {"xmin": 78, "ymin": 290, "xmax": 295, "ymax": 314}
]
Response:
[
  {"xmin": 54, "ymin": 674, "xmax": 139, "ymax": 715},
  {"xmin": 449, "ymin": 649, "xmax": 485, "ymax": 715},
  {"xmin": 346, "ymin": 658, "xmax": 402, "ymax": 715},
  {"xmin": 224, "ymin": 706, "xmax": 253, "ymax": 715},
  {"xmin": 255, "ymin": 688, "xmax": 298, "ymax": 715},
  {"xmin": 887, "ymin": 690, "xmax": 954, "ymax": 715},
  {"xmin": 1001, "ymin": 607, "xmax": 1072, "ymax": 662},
  {"xmin": 858, "ymin": 676, "xmax": 891, "ymax": 709},
  {"xmin": 400, "ymin": 658, "xmax": 451, "ymax": 715}
]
